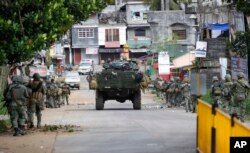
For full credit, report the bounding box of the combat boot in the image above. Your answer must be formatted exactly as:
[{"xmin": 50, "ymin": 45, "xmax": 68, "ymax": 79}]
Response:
[
  {"xmin": 29, "ymin": 122, "xmax": 34, "ymax": 128},
  {"xmin": 37, "ymin": 115, "xmax": 42, "ymax": 128},
  {"xmin": 13, "ymin": 128, "xmax": 20, "ymax": 136},
  {"xmin": 19, "ymin": 126, "xmax": 27, "ymax": 135}
]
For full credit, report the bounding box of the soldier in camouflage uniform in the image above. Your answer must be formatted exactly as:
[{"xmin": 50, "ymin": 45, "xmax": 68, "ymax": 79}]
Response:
[
  {"xmin": 210, "ymin": 76, "xmax": 223, "ymax": 108},
  {"xmin": 27, "ymin": 73, "xmax": 46, "ymax": 128},
  {"xmin": 46, "ymin": 79, "xmax": 58, "ymax": 108},
  {"xmin": 174, "ymin": 77, "xmax": 182, "ymax": 106},
  {"xmin": 153, "ymin": 77, "xmax": 162, "ymax": 97},
  {"xmin": 55, "ymin": 82, "xmax": 63, "ymax": 107},
  {"xmin": 232, "ymin": 72, "xmax": 250, "ymax": 122},
  {"xmin": 167, "ymin": 77, "xmax": 176, "ymax": 107},
  {"xmin": 62, "ymin": 83, "xmax": 71, "ymax": 105},
  {"xmin": 180, "ymin": 77, "xmax": 192, "ymax": 112},
  {"xmin": 162, "ymin": 80, "xmax": 170, "ymax": 104},
  {"xmin": 7, "ymin": 75, "xmax": 29, "ymax": 136},
  {"xmin": 222, "ymin": 74, "xmax": 234, "ymax": 113}
]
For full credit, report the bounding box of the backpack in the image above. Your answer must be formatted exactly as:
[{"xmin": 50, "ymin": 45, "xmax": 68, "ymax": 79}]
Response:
[{"xmin": 213, "ymin": 86, "xmax": 221, "ymax": 95}]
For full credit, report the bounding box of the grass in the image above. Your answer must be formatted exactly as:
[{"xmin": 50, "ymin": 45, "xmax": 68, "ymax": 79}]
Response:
[{"xmin": 0, "ymin": 119, "xmax": 11, "ymax": 132}]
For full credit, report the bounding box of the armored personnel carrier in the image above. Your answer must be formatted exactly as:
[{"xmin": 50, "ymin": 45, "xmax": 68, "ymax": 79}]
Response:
[{"xmin": 90, "ymin": 60, "xmax": 149, "ymax": 110}]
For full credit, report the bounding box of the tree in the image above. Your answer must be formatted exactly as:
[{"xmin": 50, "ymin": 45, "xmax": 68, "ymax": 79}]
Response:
[{"xmin": 0, "ymin": 0, "xmax": 109, "ymax": 65}]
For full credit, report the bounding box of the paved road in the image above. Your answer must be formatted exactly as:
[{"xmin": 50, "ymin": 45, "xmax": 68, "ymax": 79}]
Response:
[{"xmin": 45, "ymin": 73, "xmax": 197, "ymax": 153}]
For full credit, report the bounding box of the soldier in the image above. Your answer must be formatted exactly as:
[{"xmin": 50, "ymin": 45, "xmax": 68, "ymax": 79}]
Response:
[
  {"xmin": 232, "ymin": 72, "xmax": 250, "ymax": 122},
  {"xmin": 180, "ymin": 77, "xmax": 192, "ymax": 112},
  {"xmin": 27, "ymin": 73, "xmax": 46, "ymax": 128},
  {"xmin": 167, "ymin": 77, "xmax": 176, "ymax": 107},
  {"xmin": 7, "ymin": 75, "xmax": 29, "ymax": 136},
  {"xmin": 162, "ymin": 79, "xmax": 170, "ymax": 104},
  {"xmin": 62, "ymin": 83, "xmax": 71, "ymax": 105},
  {"xmin": 174, "ymin": 77, "xmax": 182, "ymax": 107},
  {"xmin": 46, "ymin": 79, "xmax": 58, "ymax": 108},
  {"xmin": 222, "ymin": 74, "xmax": 234, "ymax": 113},
  {"xmin": 55, "ymin": 82, "xmax": 63, "ymax": 107},
  {"xmin": 210, "ymin": 76, "xmax": 223, "ymax": 108}
]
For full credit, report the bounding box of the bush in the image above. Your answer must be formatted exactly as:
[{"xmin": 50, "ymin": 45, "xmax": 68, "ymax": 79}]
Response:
[{"xmin": 0, "ymin": 95, "xmax": 7, "ymax": 115}]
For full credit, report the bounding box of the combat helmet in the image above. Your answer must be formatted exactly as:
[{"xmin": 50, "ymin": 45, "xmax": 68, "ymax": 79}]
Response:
[
  {"xmin": 212, "ymin": 76, "xmax": 219, "ymax": 82},
  {"xmin": 33, "ymin": 73, "xmax": 40, "ymax": 81},
  {"xmin": 12, "ymin": 75, "xmax": 23, "ymax": 84},
  {"xmin": 224, "ymin": 74, "xmax": 232, "ymax": 81},
  {"xmin": 237, "ymin": 72, "xmax": 244, "ymax": 79}
]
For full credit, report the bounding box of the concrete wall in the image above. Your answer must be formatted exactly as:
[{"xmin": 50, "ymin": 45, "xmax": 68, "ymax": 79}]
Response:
[
  {"xmin": 127, "ymin": 27, "xmax": 151, "ymax": 40},
  {"xmin": 148, "ymin": 10, "xmax": 196, "ymax": 47},
  {"xmin": 126, "ymin": 3, "xmax": 149, "ymax": 25}
]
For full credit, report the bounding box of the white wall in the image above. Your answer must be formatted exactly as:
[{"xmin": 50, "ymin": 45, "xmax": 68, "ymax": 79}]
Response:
[{"xmin": 98, "ymin": 25, "xmax": 127, "ymax": 45}]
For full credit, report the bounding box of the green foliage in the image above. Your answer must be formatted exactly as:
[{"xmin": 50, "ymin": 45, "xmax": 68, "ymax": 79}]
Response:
[
  {"xmin": 201, "ymin": 90, "xmax": 250, "ymax": 115},
  {"xmin": 228, "ymin": 31, "xmax": 250, "ymax": 58},
  {"xmin": 236, "ymin": 0, "xmax": 250, "ymax": 15},
  {"xmin": 200, "ymin": 90, "xmax": 213, "ymax": 104},
  {"xmin": 0, "ymin": 119, "xmax": 11, "ymax": 132},
  {"xmin": 151, "ymin": 35, "xmax": 178, "ymax": 52},
  {"xmin": 0, "ymin": 0, "xmax": 107, "ymax": 65}
]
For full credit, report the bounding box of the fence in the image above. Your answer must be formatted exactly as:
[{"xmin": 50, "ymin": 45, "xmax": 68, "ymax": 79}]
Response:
[{"xmin": 197, "ymin": 99, "xmax": 250, "ymax": 153}]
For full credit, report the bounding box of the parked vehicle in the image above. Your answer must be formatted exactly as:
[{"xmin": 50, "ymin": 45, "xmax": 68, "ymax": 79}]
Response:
[
  {"xmin": 78, "ymin": 59, "xmax": 94, "ymax": 75},
  {"xmin": 64, "ymin": 71, "xmax": 80, "ymax": 90}
]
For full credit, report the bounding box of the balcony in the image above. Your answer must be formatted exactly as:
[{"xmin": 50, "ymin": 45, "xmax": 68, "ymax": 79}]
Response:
[
  {"xmin": 105, "ymin": 41, "xmax": 120, "ymax": 48},
  {"xmin": 127, "ymin": 38, "xmax": 151, "ymax": 49}
]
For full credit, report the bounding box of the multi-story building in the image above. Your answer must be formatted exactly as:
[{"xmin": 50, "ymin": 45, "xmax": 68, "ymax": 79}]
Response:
[
  {"xmin": 98, "ymin": 5, "xmax": 127, "ymax": 62},
  {"xmin": 71, "ymin": 15, "xmax": 99, "ymax": 65},
  {"xmin": 124, "ymin": 0, "xmax": 151, "ymax": 58}
]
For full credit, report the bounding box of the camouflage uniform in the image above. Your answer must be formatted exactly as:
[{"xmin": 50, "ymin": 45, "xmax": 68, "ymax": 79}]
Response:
[
  {"xmin": 232, "ymin": 72, "xmax": 250, "ymax": 122},
  {"xmin": 222, "ymin": 74, "xmax": 234, "ymax": 113},
  {"xmin": 55, "ymin": 82, "xmax": 63, "ymax": 107},
  {"xmin": 46, "ymin": 79, "xmax": 58, "ymax": 108},
  {"xmin": 162, "ymin": 80, "xmax": 170, "ymax": 104},
  {"xmin": 7, "ymin": 75, "xmax": 29, "ymax": 136},
  {"xmin": 181, "ymin": 77, "xmax": 192, "ymax": 112},
  {"xmin": 27, "ymin": 73, "xmax": 46, "ymax": 128},
  {"xmin": 62, "ymin": 83, "xmax": 71, "ymax": 105},
  {"xmin": 210, "ymin": 76, "xmax": 223, "ymax": 108},
  {"xmin": 174, "ymin": 77, "xmax": 182, "ymax": 106},
  {"xmin": 168, "ymin": 77, "xmax": 176, "ymax": 106}
]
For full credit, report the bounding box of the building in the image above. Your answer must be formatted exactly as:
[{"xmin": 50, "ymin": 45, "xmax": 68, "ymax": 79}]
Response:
[
  {"xmin": 98, "ymin": 5, "xmax": 127, "ymax": 62},
  {"xmin": 124, "ymin": 0, "xmax": 151, "ymax": 59},
  {"xmin": 71, "ymin": 15, "xmax": 100, "ymax": 65}
]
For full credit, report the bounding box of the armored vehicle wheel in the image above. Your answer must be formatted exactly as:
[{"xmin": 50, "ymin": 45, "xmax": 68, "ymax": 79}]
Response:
[
  {"xmin": 96, "ymin": 90, "xmax": 104, "ymax": 110},
  {"xmin": 133, "ymin": 90, "xmax": 141, "ymax": 110}
]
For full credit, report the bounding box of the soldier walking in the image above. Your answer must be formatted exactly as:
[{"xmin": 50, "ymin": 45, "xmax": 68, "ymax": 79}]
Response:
[
  {"xmin": 27, "ymin": 73, "xmax": 46, "ymax": 128},
  {"xmin": 222, "ymin": 74, "xmax": 234, "ymax": 113},
  {"xmin": 46, "ymin": 79, "xmax": 58, "ymax": 108},
  {"xmin": 180, "ymin": 77, "xmax": 192, "ymax": 112},
  {"xmin": 7, "ymin": 75, "xmax": 29, "ymax": 136},
  {"xmin": 62, "ymin": 83, "xmax": 71, "ymax": 105},
  {"xmin": 210, "ymin": 76, "xmax": 223, "ymax": 108},
  {"xmin": 232, "ymin": 72, "xmax": 250, "ymax": 122}
]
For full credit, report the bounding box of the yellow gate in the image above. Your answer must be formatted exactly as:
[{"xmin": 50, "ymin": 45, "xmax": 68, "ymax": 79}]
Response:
[{"xmin": 197, "ymin": 99, "xmax": 250, "ymax": 153}]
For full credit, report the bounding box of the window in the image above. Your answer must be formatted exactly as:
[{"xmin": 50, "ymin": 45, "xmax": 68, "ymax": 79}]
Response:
[
  {"xmin": 105, "ymin": 29, "xmax": 119, "ymax": 42},
  {"xmin": 172, "ymin": 30, "xmax": 187, "ymax": 40},
  {"xmin": 135, "ymin": 29, "xmax": 146, "ymax": 37},
  {"xmin": 78, "ymin": 28, "xmax": 94, "ymax": 38}
]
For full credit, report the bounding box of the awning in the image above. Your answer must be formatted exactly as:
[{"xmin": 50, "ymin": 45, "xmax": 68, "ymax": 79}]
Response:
[
  {"xmin": 207, "ymin": 23, "xmax": 229, "ymax": 31},
  {"xmin": 172, "ymin": 52, "xmax": 196, "ymax": 69},
  {"xmin": 99, "ymin": 48, "xmax": 123, "ymax": 53},
  {"xmin": 130, "ymin": 48, "xmax": 149, "ymax": 53}
]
